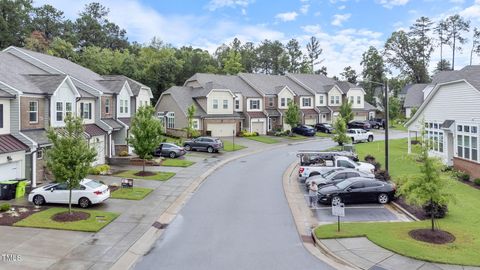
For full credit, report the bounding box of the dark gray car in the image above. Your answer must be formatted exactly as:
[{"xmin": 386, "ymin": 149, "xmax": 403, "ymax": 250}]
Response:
[
  {"xmin": 153, "ymin": 143, "xmax": 186, "ymax": 158},
  {"xmin": 183, "ymin": 137, "xmax": 223, "ymax": 153}
]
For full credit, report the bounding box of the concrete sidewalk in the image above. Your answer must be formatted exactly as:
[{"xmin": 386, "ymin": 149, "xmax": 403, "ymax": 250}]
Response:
[{"xmin": 318, "ymin": 237, "xmax": 480, "ymax": 270}]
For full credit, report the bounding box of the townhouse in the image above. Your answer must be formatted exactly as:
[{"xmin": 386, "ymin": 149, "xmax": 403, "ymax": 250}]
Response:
[
  {"xmin": 155, "ymin": 73, "xmax": 376, "ymax": 137},
  {"xmin": 405, "ymin": 66, "xmax": 480, "ymax": 179},
  {"xmin": 0, "ymin": 47, "xmax": 152, "ymax": 187}
]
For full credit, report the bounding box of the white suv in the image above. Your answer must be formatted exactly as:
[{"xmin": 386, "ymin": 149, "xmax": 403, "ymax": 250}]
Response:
[{"xmin": 347, "ymin": 129, "xmax": 374, "ymax": 143}]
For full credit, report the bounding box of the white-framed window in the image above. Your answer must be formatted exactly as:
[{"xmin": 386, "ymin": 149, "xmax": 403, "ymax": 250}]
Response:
[
  {"xmin": 223, "ymin": 99, "xmax": 228, "ymax": 109},
  {"xmin": 250, "ymin": 99, "xmax": 260, "ymax": 110},
  {"xmin": 335, "ymin": 96, "xmax": 340, "ymax": 105},
  {"xmin": 120, "ymin": 100, "xmax": 124, "ymax": 114},
  {"xmin": 65, "ymin": 102, "xmax": 72, "ymax": 116},
  {"xmin": 235, "ymin": 99, "xmax": 240, "ymax": 110},
  {"xmin": 81, "ymin": 102, "xmax": 92, "ymax": 119},
  {"xmin": 56, "ymin": 102, "xmax": 63, "ymax": 121},
  {"xmin": 29, "ymin": 101, "xmax": 38, "ymax": 123},
  {"xmin": 281, "ymin": 98, "xmax": 286, "ymax": 107},
  {"xmin": 330, "ymin": 96, "xmax": 335, "ymax": 104},
  {"xmin": 105, "ymin": 98, "xmax": 110, "ymax": 114},
  {"xmin": 37, "ymin": 149, "xmax": 43, "ymax": 159},
  {"xmin": 213, "ymin": 99, "xmax": 218, "ymax": 109},
  {"xmin": 456, "ymin": 123, "xmax": 479, "ymax": 162},
  {"xmin": 302, "ymin": 97, "xmax": 311, "ymax": 107},
  {"xmin": 425, "ymin": 121, "xmax": 444, "ymax": 153},
  {"xmin": 167, "ymin": 112, "xmax": 175, "ymax": 129},
  {"xmin": 0, "ymin": 104, "xmax": 3, "ymax": 129},
  {"xmin": 124, "ymin": 99, "xmax": 129, "ymax": 114},
  {"xmin": 192, "ymin": 119, "xmax": 199, "ymax": 130},
  {"xmin": 319, "ymin": 95, "xmax": 324, "ymax": 105},
  {"xmin": 357, "ymin": 96, "xmax": 361, "ymax": 104},
  {"xmin": 349, "ymin": 96, "xmax": 354, "ymax": 103}
]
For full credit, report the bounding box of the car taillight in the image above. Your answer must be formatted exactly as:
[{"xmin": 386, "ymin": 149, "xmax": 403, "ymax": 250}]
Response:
[
  {"xmin": 93, "ymin": 191, "xmax": 103, "ymax": 195},
  {"xmin": 299, "ymin": 167, "xmax": 304, "ymax": 173}
]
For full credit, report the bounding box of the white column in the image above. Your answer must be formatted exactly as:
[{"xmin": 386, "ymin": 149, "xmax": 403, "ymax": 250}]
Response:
[
  {"xmin": 32, "ymin": 151, "xmax": 37, "ymax": 188},
  {"xmin": 407, "ymin": 130, "xmax": 412, "ymax": 154}
]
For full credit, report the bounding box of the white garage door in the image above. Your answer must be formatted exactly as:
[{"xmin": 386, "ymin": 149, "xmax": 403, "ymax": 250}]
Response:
[
  {"xmin": 305, "ymin": 118, "xmax": 316, "ymax": 125},
  {"xmin": 354, "ymin": 115, "xmax": 367, "ymax": 121},
  {"xmin": 91, "ymin": 137, "xmax": 105, "ymax": 166},
  {"xmin": 0, "ymin": 161, "xmax": 22, "ymax": 181},
  {"xmin": 251, "ymin": 122, "xmax": 265, "ymax": 135},
  {"xmin": 208, "ymin": 123, "xmax": 236, "ymax": 137}
]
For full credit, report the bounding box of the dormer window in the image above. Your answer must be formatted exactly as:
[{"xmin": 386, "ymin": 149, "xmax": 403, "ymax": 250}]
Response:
[
  {"xmin": 357, "ymin": 96, "xmax": 361, "ymax": 104},
  {"xmin": 223, "ymin": 100, "xmax": 228, "ymax": 109},
  {"xmin": 250, "ymin": 100, "xmax": 260, "ymax": 110},
  {"xmin": 213, "ymin": 99, "xmax": 219, "ymax": 109},
  {"xmin": 56, "ymin": 102, "xmax": 63, "ymax": 121}
]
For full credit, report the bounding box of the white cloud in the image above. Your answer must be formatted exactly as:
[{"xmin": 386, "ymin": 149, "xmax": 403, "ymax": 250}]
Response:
[
  {"xmin": 206, "ymin": 0, "xmax": 254, "ymax": 11},
  {"xmin": 275, "ymin": 11, "xmax": 299, "ymax": 22},
  {"xmin": 300, "ymin": 4, "xmax": 310, "ymax": 14},
  {"xmin": 338, "ymin": 5, "xmax": 346, "ymax": 10},
  {"xmin": 331, "ymin": 13, "xmax": 351, "ymax": 26},
  {"xmin": 377, "ymin": 0, "xmax": 409, "ymax": 9},
  {"xmin": 301, "ymin": 24, "xmax": 322, "ymax": 34},
  {"xmin": 450, "ymin": 0, "xmax": 465, "ymax": 4}
]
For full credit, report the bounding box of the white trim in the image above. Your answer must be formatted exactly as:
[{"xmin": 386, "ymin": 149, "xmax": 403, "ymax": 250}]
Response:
[
  {"xmin": 206, "ymin": 89, "xmax": 236, "ymax": 98},
  {"xmin": 0, "ymin": 81, "xmax": 22, "ymax": 95},
  {"xmin": 279, "ymin": 86, "xmax": 297, "ymax": 97},
  {"xmin": 52, "ymin": 76, "xmax": 81, "ymax": 98},
  {"xmin": 70, "ymin": 77, "xmax": 103, "ymax": 96},
  {"xmin": 346, "ymin": 87, "xmax": 366, "ymax": 95},
  {"xmin": 122, "ymin": 81, "xmax": 134, "ymax": 97}
]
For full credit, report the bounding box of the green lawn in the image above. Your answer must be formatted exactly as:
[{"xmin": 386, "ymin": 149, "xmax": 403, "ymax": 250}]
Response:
[
  {"xmin": 315, "ymin": 138, "xmax": 480, "ymax": 266},
  {"xmin": 244, "ymin": 136, "xmax": 279, "ymax": 144},
  {"xmin": 222, "ymin": 140, "xmax": 246, "ymax": 151},
  {"xmin": 114, "ymin": 170, "xmax": 175, "ymax": 181},
  {"xmin": 390, "ymin": 122, "xmax": 408, "ymax": 131},
  {"xmin": 14, "ymin": 208, "xmax": 119, "ymax": 232},
  {"xmin": 316, "ymin": 132, "xmax": 332, "ymax": 138},
  {"xmin": 111, "ymin": 187, "xmax": 153, "ymax": 200},
  {"xmin": 161, "ymin": 158, "xmax": 195, "ymax": 167},
  {"xmin": 286, "ymin": 135, "xmax": 308, "ymax": 140}
]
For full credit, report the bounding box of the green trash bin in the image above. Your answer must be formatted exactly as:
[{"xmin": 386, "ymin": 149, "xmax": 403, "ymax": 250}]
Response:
[{"xmin": 15, "ymin": 180, "xmax": 28, "ymax": 199}]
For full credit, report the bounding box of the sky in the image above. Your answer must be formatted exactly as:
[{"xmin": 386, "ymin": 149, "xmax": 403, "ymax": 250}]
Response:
[{"xmin": 34, "ymin": 0, "xmax": 480, "ymax": 77}]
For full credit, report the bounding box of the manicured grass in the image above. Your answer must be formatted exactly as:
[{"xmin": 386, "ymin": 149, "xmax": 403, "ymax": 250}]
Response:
[
  {"xmin": 114, "ymin": 170, "xmax": 175, "ymax": 181},
  {"xmin": 315, "ymin": 138, "xmax": 480, "ymax": 266},
  {"xmin": 111, "ymin": 187, "xmax": 153, "ymax": 200},
  {"xmin": 390, "ymin": 122, "xmax": 408, "ymax": 131},
  {"xmin": 161, "ymin": 158, "xmax": 195, "ymax": 167},
  {"xmin": 244, "ymin": 136, "xmax": 279, "ymax": 144},
  {"xmin": 316, "ymin": 132, "xmax": 332, "ymax": 138},
  {"xmin": 286, "ymin": 135, "xmax": 308, "ymax": 140},
  {"xmin": 222, "ymin": 140, "xmax": 246, "ymax": 151},
  {"xmin": 14, "ymin": 208, "xmax": 119, "ymax": 232}
]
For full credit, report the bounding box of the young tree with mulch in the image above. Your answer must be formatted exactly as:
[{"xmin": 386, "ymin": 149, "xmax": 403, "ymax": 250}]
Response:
[
  {"xmin": 398, "ymin": 123, "xmax": 454, "ymax": 232},
  {"xmin": 128, "ymin": 106, "xmax": 164, "ymax": 175},
  {"xmin": 332, "ymin": 116, "xmax": 350, "ymax": 146},
  {"xmin": 46, "ymin": 114, "xmax": 97, "ymax": 214},
  {"xmin": 285, "ymin": 100, "xmax": 300, "ymax": 136}
]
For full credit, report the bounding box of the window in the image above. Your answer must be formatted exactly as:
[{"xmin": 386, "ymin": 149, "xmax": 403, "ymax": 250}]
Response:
[
  {"xmin": 223, "ymin": 99, "xmax": 228, "ymax": 109},
  {"xmin": 124, "ymin": 99, "xmax": 129, "ymax": 114},
  {"xmin": 120, "ymin": 100, "xmax": 124, "ymax": 114},
  {"xmin": 330, "ymin": 96, "xmax": 335, "ymax": 104},
  {"xmin": 37, "ymin": 149, "xmax": 43, "ymax": 159},
  {"xmin": 56, "ymin": 102, "xmax": 63, "ymax": 121},
  {"xmin": 192, "ymin": 119, "xmax": 199, "ymax": 130},
  {"xmin": 456, "ymin": 124, "xmax": 480, "ymax": 162},
  {"xmin": 335, "ymin": 96, "xmax": 340, "ymax": 104},
  {"xmin": 250, "ymin": 99, "xmax": 260, "ymax": 110},
  {"xmin": 213, "ymin": 99, "xmax": 218, "ymax": 109},
  {"xmin": 349, "ymin": 96, "xmax": 354, "ymax": 103},
  {"xmin": 281, "ymin": 98, "xmax": 286, "ymax": 107},
  {"xmin": 287, "ymin": 98, "xmax": 292, "ymax": 105},
  {"xmin": 65, "ymin": 102, "xmax": 72, "ymax": 116},
  {"xmin": 338, "ymin": 160, "xmax": 355, "ymax": 168},
  {"xmin": 319, "ymin": 95, "xmax": 324, "ymax": 105},
  {"xmin": 268, "ymin": 97, "xmax": 274, "ymax": 107},
  {"xmin": 302, "ymin": 98, "xmax": 311, "ymax": 107},
  {"xmin": 0, "ymin": 104, "xmax": 3, "ymax": 128},
  {"xmin": 235, "ymin": 99, "xmax": 240, "ymax": 110},
  {"xmin": 81, "ymin": 103, "xmax": 92, "ymax": 119},
  {"xmin": 166, "ymin": 112, "xmax": 175, "ymax": 129},
  {"xmin": 105, "ymin": 98, "xmax": 110, "ymax": 114},
  {"xmin": 357, "ymin": 96, "xmax": 361, "ymax": 104},
  {"xmin": 29, "ymin": 101, "xmax": 38, "ymax": 123},
  {"xmin": 425, "ymin": 121, "xmax": 444, "ymax": 153}
]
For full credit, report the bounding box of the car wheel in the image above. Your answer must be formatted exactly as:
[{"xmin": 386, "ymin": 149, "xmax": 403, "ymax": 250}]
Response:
[
  {"xmin": 207, "ymin": 146, "xmax": 214, "ymax": 153},
  {"xmin": 378, "ymin": 193, "xmax": 389, "ymax": 204},
  {"xmin": 33, "ymin": 195, "xmax": 45, "ymax": 206},
  {"xmin": 78, "ymin": 197, "xmax": 91, "ymax": 208},
  {"xmin": 184, "ymin": 144, "xmax": 192, "ymax": 151},
  {"xmin": 169, "ymin": 152, "xmax": 176, "ymax": 158},
  {"xmin": 331, "ymin": 195, "xmax": 342, "ymax": 205},
  {"xmin": 368, "ymin": 135, "xmax": 374, "ymax": 142}
]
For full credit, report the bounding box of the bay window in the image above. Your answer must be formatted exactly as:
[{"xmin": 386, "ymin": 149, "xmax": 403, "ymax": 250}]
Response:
[{"xmin": 456, "ymin": 124, "xmax": 480, "ymax": 162}]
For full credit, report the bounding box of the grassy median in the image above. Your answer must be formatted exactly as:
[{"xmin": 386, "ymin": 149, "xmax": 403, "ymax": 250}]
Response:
[{"xmin": 244, "ymin": 136, "xmax": 279, "ymax": 144}]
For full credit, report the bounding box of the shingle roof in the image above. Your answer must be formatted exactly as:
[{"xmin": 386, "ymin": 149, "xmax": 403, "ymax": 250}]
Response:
[
  {"xmin": 301, "ymin": 109, "xmax": 318, "ymax": 115},
  {"xmin": 186, "ymin": 73, "xmax": 261, "ymax": 97},
  {"xmin": 286, "ymin": 73, "xmax": 336, "ymax": 94},
  {"xmin": 21, "ymin": 129, "xmax": 51, "ymax": 146},
  {"xmin": 404, "ymin": 84, "xmax": 428, "ymax": 108},
  {"xmin": 163, "ymin": 86, "xmax": 207, "ymax": 117},
  {"xmin": 317, "ymin": 106, "xmax": 331, "ymax": 113},
  {"xmin": 102, "ymin": 75, "xmax": 150, "ymax": 96},
  {"xmin": 265, "ymin": 109, "xmax": 281, "ymax": 117},
  {"xmin": 203, "ymin": 113, "xmax": 243, "ymax": 119},
  {"xmin": 335, "ymin": 81, "xmax": 356, "ymax": 94},
  {"xmin": 0, "ymin": 134, "xmax": 29, "ymax": 154},
  {"xmin": 239, "ymin": 73, "xmax": 312, "ymax": 96},
  {"xmin": 84, "ymin": 124, "xmax": 107, "ymax": 137},
  {"xmin": 118, "ymin": 117, "xmax": 131, "ymax": 127},
  {"xmin": 0, "ymin": 89, "xmax": 15, "ymax": 98},
  {"xmin": 97, "ymin": 79, "xmax": 126, "ymax": 94},
  {"xmin": 102, "ymin": 118, "xmax": 124, "ymax": 130},
  {"xmin": 24, "ymin": 74, "xmax": 67, "ymax": 94},
  {"xmin": 246, "ymin": 111, "xmax": 266, "ymax": 118}
]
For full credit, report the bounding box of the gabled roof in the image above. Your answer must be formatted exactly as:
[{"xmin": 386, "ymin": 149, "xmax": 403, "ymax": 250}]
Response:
[
  {"xmin": 161, "ymin": 86, "xmax": 207, "ymax": 117},
  {"xmin": 286, "ymin": 73, "xmax": 336, "ymax": 94},
  {"xmin": 335, "ymin": 81, "xmax": 357, "ymax": 94},
  {"xmin": 97, "ymin": 79, "xmax": 127, "ymax": 94},
  {"xmin": 239, "ymin": 73, "xmax": 312, "ymax": 96},
  {"xmin": 186, "ymin": 73, "xmax": 261, "ymax": 97},
  {"xmin": 101, "ymin": 118, "xmax": 124, "ymax": 131},
  {"xmin": 101, "ymin": 75, "xmax": 153, "ymax": 98},
  {"xmin": 403, "ymin": 84, "xmax": 428, "ymax": 108},
  {"xmin": 0, "ymin": 89, "xmax": 15, "ymax": 99},
  {"xmin": 24, "ymin": 74, "xmax": 70, "ymax": 95}
]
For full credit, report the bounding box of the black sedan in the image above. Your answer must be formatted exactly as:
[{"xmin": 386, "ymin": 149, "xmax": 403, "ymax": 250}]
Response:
[
  {"xmin": 292, "ymin": 125, "xmax": 316, "ymax": 136},
  {"xmin": 314, "ymin": 123, "xmax": 334, "ymax": 133},
  {"xmin": 153, "ymin": 143, "xmax": 186, "ymax": 158},
  {"xmin": 317, "ymin": 178, "xmax": 396, "ymax": 205},
  {"xmin": 348, "ymin": 121, "xmax": 371, "ymax": 130}
]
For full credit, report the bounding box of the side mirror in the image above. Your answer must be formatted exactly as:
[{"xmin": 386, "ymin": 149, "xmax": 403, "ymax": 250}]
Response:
[
  {"xmin": 346, "ymin": 188, "xmax": 352, "ymax": 192},
  {"xmin": 50, "ymin": 188, "xmax": 55, "ymax": 192}
]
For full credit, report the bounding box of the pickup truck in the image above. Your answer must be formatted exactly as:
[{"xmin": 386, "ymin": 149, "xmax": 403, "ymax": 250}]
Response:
[
  {"xmin": 298, "ymin": 155, "xmax": 375, "ymax": 180},
  {"xmin": 347, "ymin": 129, "xmax": 374, "ymax": 143}
]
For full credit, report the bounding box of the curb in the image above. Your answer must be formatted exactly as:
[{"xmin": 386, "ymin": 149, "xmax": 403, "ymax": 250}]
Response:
[
  {"xmin": 390, "ymin": 201, "xmax": 420, "ymax": 221},
  {"xmin": 282, "ymin": 161, "xmax": 358, "ymax": 270},
  {"xmin": 111, "ymin": 137, "xmax": 332, "ymax": 270}
]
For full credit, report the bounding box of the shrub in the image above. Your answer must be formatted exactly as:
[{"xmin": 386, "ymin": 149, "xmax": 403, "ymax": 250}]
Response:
[
  {"xmin": 456, "ymin": 171, "xmax": 470, "ymax": 181},
  {"xmin": 0, "ymin": 203, "xmax": 10, "ymax": 212},
  {"xmin": 239, "ymin": 130, "xmax": 258, "ymax": 137},
  {"xmin": 88, "ymin": 165, "xmax": 110, "ymax": 175},
  {"xmin": 441, "ymin": 165, "xmax": 454, "ymax": 172},
  {"xmin": 375, "ymin": 169, "xmax": 390, "ymax": 181},
  {"xmin": 423, "ymin": 202, "xmax": 448, "ymax": 218},
  {"xmin": 474, "ymin": 178, "xmax": 480, "ymax": 186},
  {"xmin": 274, "ymin": 130, "xmax": 290, "ymax": 137},
  {"xmin": 364, "ymin": 154, "xmax": 376, "ymax": 163},
  {"xmin": 119, "ymin": 151, "xmax": 129, "ymax": 157}
]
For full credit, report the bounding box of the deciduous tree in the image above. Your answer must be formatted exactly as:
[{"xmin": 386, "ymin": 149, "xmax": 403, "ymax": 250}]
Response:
[
  {"xmin": 284, "ymin": 100, "xmax": 300, "ymax": 135},
  {"xmin": 339, "ymin": 99, "xmax": 353, "ymax": 123},
  {"xmin": 332, "ymin": 116, "xmax": 349, "ymax": 146},
  {"xmin": 340, "ymin": 66, "xmax": 358, "ymax": 84},
  {"xmin": 0, "ymin": 0, "xmax": 32, "ymax": 49},
  {"xmin": 361, "ymin": 46, "xmax": 386, "ymax": 103}
]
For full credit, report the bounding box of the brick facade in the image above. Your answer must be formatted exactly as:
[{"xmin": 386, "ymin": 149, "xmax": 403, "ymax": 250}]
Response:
[
  {"xmin": 264, "ymin": 96, "xmax": 277, "ymax": 109},
  {"xmin": 20, "ymin": 97, "xmax": 45, "ymax": 130},
  {"xmin": 453, "ymin": 157, "xmax": 480, "ymax": 179},
  {"xmin": 101, "ymin": 96, "xmax": 115, "ymax": 118}
]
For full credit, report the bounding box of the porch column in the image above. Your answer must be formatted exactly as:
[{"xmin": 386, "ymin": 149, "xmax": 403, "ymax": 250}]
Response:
[
  {"xmin": 32, "ymin": 151, "xmax": 37, "ymax": 188},
  {"xmin": 407, "ymin": 130, "xmax": 412, "ymax": 154},
  {"xmin": 108, "ymin": 133, "xmax": 112, "ymax": 158}
]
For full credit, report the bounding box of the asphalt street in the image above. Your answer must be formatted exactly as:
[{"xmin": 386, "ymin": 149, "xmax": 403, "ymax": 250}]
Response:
[{"xmin": 134, "ymin": 139, "xmax": 337, "ymax": 270}]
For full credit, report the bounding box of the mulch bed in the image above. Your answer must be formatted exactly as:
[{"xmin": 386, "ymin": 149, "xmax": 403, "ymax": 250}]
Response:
[
  {"xmin": 0, "ymin": 205, "xmax": 46, "ymax": 226},
  {"xmin": 134, "ymin": 171, "xmax": 156, "ymax": 177},
  {"xmin": 52, "ymin": 211, "xmax": 90, "ymax": 222},
  {"xmin": 409, "ymin": 229, "xmax": 455, "ymax": 244},
  {"xmin": 395, "ymin": 197, "xmax": 429, "ymax": 220},
  {"xmin": 108, "ymin": 185, "xmax": 120, "ymax": 192}
]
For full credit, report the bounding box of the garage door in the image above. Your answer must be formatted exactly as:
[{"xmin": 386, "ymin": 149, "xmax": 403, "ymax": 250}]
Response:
[
  {"xmin": 305, "ymin": 118, "xmax": 316, "ymax": 125},
  {"xmin": 251, "ymin": 122, "xmax": 265, "ymax": 135},
  {"xmin": 91, "ymin": 137, "xmax": 105, "ymax": 166},
  {"xmin": 0, "ymin": 161, "xmax": 22, "ymax": 181},
  {"xmin": 354, "ymin": 115, "xmax": 367, "ymax": 121},
  {"xmin": 208, "ymin": 123, "xmax": 236, "ymax": 137}
]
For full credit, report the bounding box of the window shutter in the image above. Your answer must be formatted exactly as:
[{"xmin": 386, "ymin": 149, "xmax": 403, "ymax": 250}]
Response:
[
  {"xmin": 0, "ymin": 104, "xmax": 3, "ymax": 128},
  {"xmin": 80, "ymin": 103, "xmax": 84, "ymax": 118},
  {"xmin": 88, "ymin": 103, "xmax": 92, "ymax": 119}
]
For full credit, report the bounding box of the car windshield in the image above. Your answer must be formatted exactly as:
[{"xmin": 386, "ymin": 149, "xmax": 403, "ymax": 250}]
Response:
[
  {"xmin": 335, "ymin": 179, "xmax": 352, "ymax": 189},
  {"xmin": 84, "ymin": 180, "xmax": 103, "ymax": 189},
  {"xmin": 321, "ymin": 169, "xmax": 339, "ymax": 177},
  {"xmin": 324, "ymin": 124, "xmax": 332, "ymax": 128}
]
